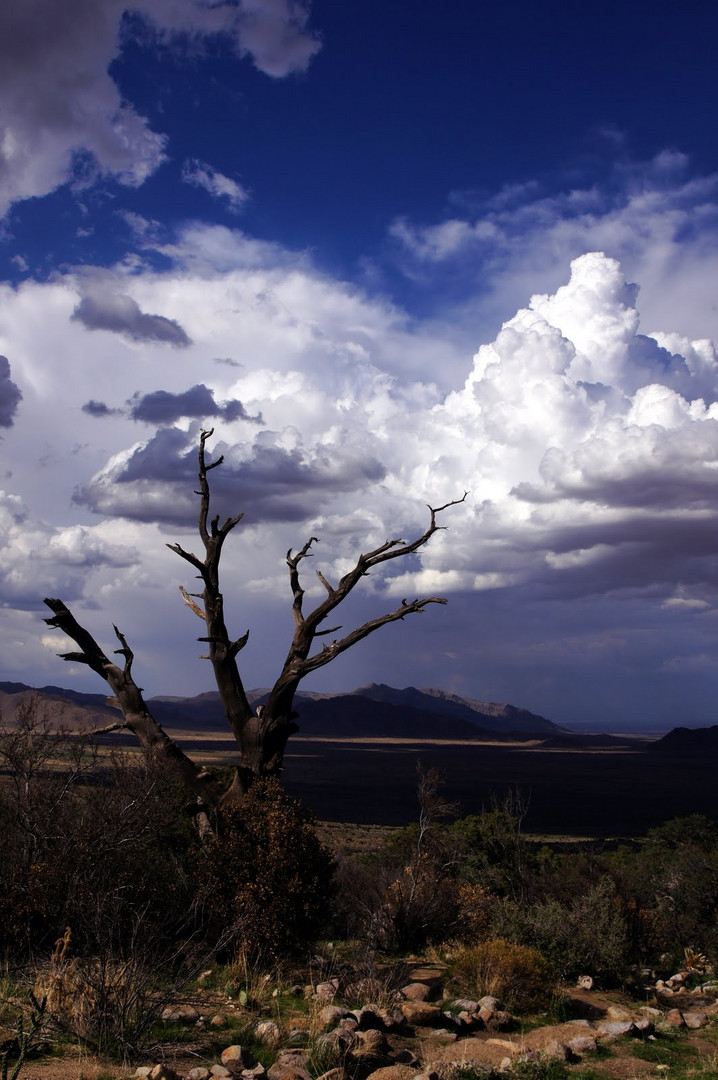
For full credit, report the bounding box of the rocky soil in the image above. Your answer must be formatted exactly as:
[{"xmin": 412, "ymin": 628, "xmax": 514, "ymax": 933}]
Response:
[{"xmin": 12, "ymin": 962, "xmax": 718, "ymax": 1080}]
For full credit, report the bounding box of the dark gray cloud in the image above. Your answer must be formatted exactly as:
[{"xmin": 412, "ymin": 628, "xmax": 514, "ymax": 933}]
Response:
[
  {"xmin": 0, "ymin": 356, "xmax": 22, "ymax": 426},
  {"xmin": 129, "ymin": 384, "xmax": 260, "ymax": 424},
  {"xmin": 72, "ymin": 292, "xmax": 191, "ymax": 346},
  {"xmin": 75, "ymin": 427, "xmax": 386, "ymax": 526},
  {"xmin": 82, "ymin": 399, "xmax": 120, "ymax": 417}
]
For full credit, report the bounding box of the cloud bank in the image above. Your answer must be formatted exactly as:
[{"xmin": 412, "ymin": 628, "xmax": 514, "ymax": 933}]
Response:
[{"xmin": 2, "ymin": 216, "xmax": 718, "ymax": 723}]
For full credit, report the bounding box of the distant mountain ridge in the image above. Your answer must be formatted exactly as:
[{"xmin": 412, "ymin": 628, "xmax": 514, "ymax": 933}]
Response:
[{"xmin": 0, "ymin": 679, "xmax": 563, "ymax": 740}]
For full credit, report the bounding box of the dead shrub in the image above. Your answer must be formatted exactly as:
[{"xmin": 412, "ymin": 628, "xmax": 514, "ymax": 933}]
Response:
[{"xmin": 449, "ymin": 938, "xmax": 556, "ymax": 1014}]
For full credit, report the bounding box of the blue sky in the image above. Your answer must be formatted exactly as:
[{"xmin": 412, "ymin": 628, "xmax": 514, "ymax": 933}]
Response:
[{"xmin": 2, "ymin": 0, "xmax": 718, "ymax": 731}]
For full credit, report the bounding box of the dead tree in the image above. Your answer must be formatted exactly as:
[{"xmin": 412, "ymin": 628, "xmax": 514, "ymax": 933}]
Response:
[{"xmin": 44, "ymin": 429, "xmax": 465, "ymax": 816}]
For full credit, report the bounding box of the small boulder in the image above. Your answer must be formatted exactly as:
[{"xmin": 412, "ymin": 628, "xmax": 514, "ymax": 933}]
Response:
[
  {"xmin": 568, "ymin": 1035, "xmax": 598, "ymax": 1055},
  {"xmin": 222, "ymin": 1045, "xmax": 259, "ymax": 1070},
  {"xmin": 662, "ymin": 1009, "xmax": 686, "ymax": 1029},
  {"xmin": 401, "ymin": 1001, "xmax": 443, "ymax": 1027},
  {"xmin": 605, "ymin": 1006, "xmax": 632, "ymax": 1022},
  {"xmin": 321, "ymin": 1005, "xmax": 348, "ymax": 1027},
  {"xmin": 683, "ymin": 1011, "xmax": 707, "ymax": 1030},
  {"xmin": 577, "ymin": 975, "xmax": 594, "ymax": 990},
  {"xmin": 597, "ymin": 1020, "xmax": 635, "ymax": 1038},
  {"xmin": 254, "ymin": 1021, "xmax": 281, "ymax": 1046},
  {"xmin": 148, "ymin": 1067, "xmax": 182, "ymax": 1080},
  {"xmin": 352, "ymin": 1028, "xmax": 389, "ymax": 1061},
  {"xmin": 451, "ymin": 998, "xmax": 480, "ymax": 1013},
  {"xmin": 542, "ymin": 1040, "xmax": 569, "ymax": 1061},
  {"xmin": 483, "ymin": 1010, "xmax": 513, "ymax": 1031},
  {"xmin": 402, "ymin": 982, "xmax": 432, "ymax": 1002},
  {"xmin": 161, "ymin": 1003, "xmax": 201, "ymax": 1024},
  {"xmin": 188, "ymin": 1070, "xmax": 211, "ymax": 1080}
]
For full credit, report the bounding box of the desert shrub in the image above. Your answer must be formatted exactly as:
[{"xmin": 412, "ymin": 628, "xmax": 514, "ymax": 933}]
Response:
[
  {"xmin": 202, "ymin": 778, "xmax": 335, "ymax": 963},
  {"xmin": 456, "ymin": 882, "xmax": 497, "ymax": 941},
  {"xmin": 333, "ymin": 767, "xmax": 462, "ymax": 952},
  {"xmin": 0, "ymin": 700, "xmax": 201, "ymax": 961},
  {"xmin": 606, "ymin": 815, "xmax": 718, "ymax": 970},
  {"xmin": 450, "ymin": 791, "xmax": 533, "ymax": 904},
  {"xmin": 488, "ymin": 876, "xmax": 633, "ymax": 983},
  {"xmin": 449, "ymin": 938, "xmax": 556, "ymax": 1013}
]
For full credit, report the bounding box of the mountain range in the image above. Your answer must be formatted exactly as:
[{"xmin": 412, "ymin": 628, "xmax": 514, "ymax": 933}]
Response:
[{"xmin": 0, "ymin": 680, "xmax": 563, "ymax": 740}]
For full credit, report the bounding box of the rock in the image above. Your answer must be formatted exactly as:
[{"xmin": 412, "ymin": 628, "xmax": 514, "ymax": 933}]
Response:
[
  {"xmin": 221, "ymin": 1045, "xmax": 259, "ymax": 1070},
  {"xmin": 639, "ymin": 1006, "xmax": 662, "ymax": 1019},
  {"xmin": 457, "ymin": 1010, "xmax": 482, "ymax": 1030},
  {"xmin": 135, "ymin": 1071, "xmax": 152, "ymax": 1078},
  {"xmin": 210, "ymin": 1069, "xmax": 233, "ymax": 1079},
  {"xmin": 633, "ymin": 1018, "xmax": 654, "ymax": 1036},
  {"xmin": 451, "ymin": 998, "xmax": 480, "ymax": 1013},
  {"xmin": 316, "ymin": 981, "xmax": 338, "ymax": 1001},
  {"xmin": 406, "ymin": 966, "xmax": 444, "ymax": 990},
  {"xmin": 148, "ymin": 1067, "xmax": 183, "ymax": 1080},
  {"xmin": 211, "ymin": 1013, "xmax": 229, "ymax": 1027},
  {"xmin": 683, "ymin": 1011, "xmax": 707, "ymax": 1029},
  {"xmin": 161, "ymin": 1003, "xmax": 201, "ymax": 1024},
  {"xmin": 188, "ymin": 1070, "xmax": 211, "ymax": 1080},
  {"xmin": 316, "ymin": 1028, "xmax": 357, "ymax": 1058},
  {"xmin": 605, "ymin": 1006, "xmax": 632, "ymax": 1021},
  {"xmin": 568, "ymin": 1035, "xmax": 598, "ymax": 1055},
  {"xmin": 401, "ymin": 1001, "xmax": 443, "ymax": 1026},
  {"xmin": 364, "ymin": 1067, "xmax": 417, "ymax": 1080},
  {"xmin": 597, "ymin": 1020, "xmax": 635, "ymax": 1038},
  {"xmin": 662, "ymin": 1009, "xmax": 686, "ymax": 1029},
  {"xmin": 577, "ymin": 975, "xmax": 594, "ymax": 990},
  {"xmin": 402, "ymin": 982, "xmax": 432, "ymax": 1001},
  {"xmin": 254, "ymin": 1021, "xmax": 281, "ymax": 1046},
  {"xmin": 483, "ymin": 1010, "xmax": 513, "ymax": 1031},
  {"xmin": 266, "ymin": 1057, "xmax": 312, "ymax": 1080},
  {"xmin": 286, "ymin": 1029, "xmax": 310, "ymax": 1046},
  {"xmin": 376, "ymin": 1007, "xmax": 404, "ymax": 1030},
  {"xmin": 542, "ymin": 1040, "xmax": 569, "ymax": 1061},
  {"xmin": 315, "ymin": 1071, "xmax": 345, "ymax": 1080},
  {"xmin": 478, "ymin": 996, "xmax": 501, "ymax": 1011},
  {"xmin": 352, "ymin": 1028, "xmax": 389, "ymax": 1061},
  {"xmin": 268, "ymin": 1070, "xmax": 312, "ymax": 1080},
  {"xmin": 321, "ymin": 1005, "xmax": 348, "ymax": 1027},
  {"xmin": 431, "ymin": 1029, "xmax": 457, "ymax": 1042}
]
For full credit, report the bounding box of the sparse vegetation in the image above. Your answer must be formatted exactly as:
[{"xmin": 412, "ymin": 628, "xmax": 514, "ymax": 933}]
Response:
[{"xmin": 2, "ymin": 700, "xmax": 718, "ymax": 1078}]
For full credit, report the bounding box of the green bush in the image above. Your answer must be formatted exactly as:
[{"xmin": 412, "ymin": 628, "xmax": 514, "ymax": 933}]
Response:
[
  {"xmin": 489, "ymin": 876, "xmax": 633, "ymax": 983},
  {"xmin": 449, "ymin": 938, "xmax": 557, "ymax": 1013}
]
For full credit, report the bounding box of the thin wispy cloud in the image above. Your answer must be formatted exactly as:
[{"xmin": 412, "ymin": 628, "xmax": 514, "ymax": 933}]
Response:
[{"xmin": 182, "ymin": 160, "xmax": 250, "ymax": 213}]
